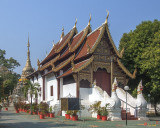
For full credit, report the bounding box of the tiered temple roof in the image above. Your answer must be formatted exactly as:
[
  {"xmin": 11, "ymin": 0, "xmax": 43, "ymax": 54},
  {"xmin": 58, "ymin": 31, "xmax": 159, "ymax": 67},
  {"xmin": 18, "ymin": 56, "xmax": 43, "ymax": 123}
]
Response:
[{"xmin": 28, "ymin": 14, "xmax": 136, "ymax": 79}]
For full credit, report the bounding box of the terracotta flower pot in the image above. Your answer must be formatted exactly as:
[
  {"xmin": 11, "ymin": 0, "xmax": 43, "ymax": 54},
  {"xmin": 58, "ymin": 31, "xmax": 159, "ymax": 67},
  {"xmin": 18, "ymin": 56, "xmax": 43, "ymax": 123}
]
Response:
[
  {"xmin": 5, "ymin": 108, "xmax": 8, "ymax": 111},
  {"xmin": 97, "ymin": 115, "xmax": 101, "ymax": 120},
  {"xmin": 39, "ymin": 114, "xmax": 44, "ymax": 119},
  {"xmin": 65, "ymin": 114, "xmax": 70, "ymax": 119},
  {"xmin": 45, "ymin": 113, "xmax": 49, "ymax": 117},
  {"xmin": 102, "ymin": 116, "xmax": 107, "ymax": 121},
  {"xmin": 38, "ymin": 111, "xmax": 41, "ymax": 115},
  {"xmin": 50, "ymin": 113, "xmax": 54, "ymax": 118},
  {"xmin": 72, "ymin": 115, "xmax": 78, "ymax": 121},
  {"xmin": 16, "ymin": 110, "xmax": 19, "ymax": 113}
]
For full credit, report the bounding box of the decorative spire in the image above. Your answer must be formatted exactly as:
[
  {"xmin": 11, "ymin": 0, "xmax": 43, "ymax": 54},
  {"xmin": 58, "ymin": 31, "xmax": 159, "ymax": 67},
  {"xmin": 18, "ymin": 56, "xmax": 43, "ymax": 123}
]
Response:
[
  {"xmin": 74, "ymin": 18, "xmax": 77, "ymax": 28},
  {"xmin": 37, "ymin": 59, "xmax": 40, "ymax": 69},
  {"xmin": 105, "ymin": 9, "xmax": 109, "ymax": 24},
  {"xmin": 46, "ymin": 51, "xmax": 48, "ymax": 57},
  {"xmin": 60, "ymin": 26, "xmax": 64, "ymax": 39},
  {"xmin": 21, "ymin": 33, "xmax": 34, "ymax": 79},
  {"xmin": 88, "ymin": 14, "xmax": 91, "ymax": 26},
  {"xmin": 26, "ymin": 33, "xmax": 31, "ymax": 66},
  {"xmin": 52, "ymin": 40, "xmax": 55, "ymax": 46}
]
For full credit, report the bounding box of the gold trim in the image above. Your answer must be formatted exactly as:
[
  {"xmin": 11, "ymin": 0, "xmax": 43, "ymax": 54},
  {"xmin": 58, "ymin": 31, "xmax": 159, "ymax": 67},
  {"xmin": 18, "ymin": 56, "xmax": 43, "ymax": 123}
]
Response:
[
  {"xmin": 117, "ymin": 58, "xmax": 136, "ymax": 79},
  {"xmin": 88, "ymin": 14, "xmax": 91, "ymax": 26},
  {"xmin": 40, "ymin": 54, "xmax": 60, "ymax": 71},
  {"xmin": 37, "ymin": 59, "xmax": 40, "ymax": 69},
  {"xmin": 71, "ymin": 60, "xmax": 75, "ymax": 71},
  {"xmin": 53, "ymin": 54, "xmax": 75, "ymax": 72},
  {"xmin": 74, "ymin": 18, "xmax": 77, "ymax": 28},
  {"xmin": 56, "ymin": 27, "xmax": 77, "ymax": 53},
  {"xmin": 73, "ymin": 56, "xmax": 94, "ymax": 72},
  {"xmin": 120, "ymin": 48, "xmax": 124, "ymax": 58},
  {"xmin": 87, "ymin": 42, "xmax": 91, "ymax": 53},
  {"xmin": 105, "ymin": 24, "xmax": 121, "ymax": 58},
  {"xmin": 89, "ymin": 25, "xmax": 105, "ymax": 54},
  {"xmin": 105, "ymin": 9, "xmax": 109, "ymax": 24},
  {"xmin": 71, "ymin": 25, "xmax": 91, "ymax": 52}
]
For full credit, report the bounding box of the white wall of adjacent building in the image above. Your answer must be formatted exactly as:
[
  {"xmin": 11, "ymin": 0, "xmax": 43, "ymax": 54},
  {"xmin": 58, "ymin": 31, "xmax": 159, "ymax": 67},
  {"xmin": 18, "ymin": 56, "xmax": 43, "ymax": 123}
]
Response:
[
  {"xmin": 46, "ymin": 74, "xmax": 57, "ymax": 103},
  {"xmin": 63, "ymin": 83, "xmax": 76, "ymax": 97}
]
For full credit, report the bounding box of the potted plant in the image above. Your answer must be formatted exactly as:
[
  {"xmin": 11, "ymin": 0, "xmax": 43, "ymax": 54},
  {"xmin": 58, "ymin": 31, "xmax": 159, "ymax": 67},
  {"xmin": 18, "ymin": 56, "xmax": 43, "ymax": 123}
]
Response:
[
  {"xmin": 101, "ymin": 103, "xmax": 109, "ymax": 121},
  {"xmin": 89, "ymin": 101, "xmax": 102, "ymax": 120},
  {"xmin": 32, "ymin": 103, "xmax": 38, "ymax": 115},
  {"xmin": 49, "ymin": 106, "xmax": 55, "ymax": 118},
  {"xmin": 3, "ymin": 103, "xmax": 8, "ymax": 111},
  {"xmin": 65, "ymin": 110, "xmax": 71, "ymax": 119},
  {"xmin": 70, "ymin": 110, "xmax": 79, "ymax": 121},
  {"xmin": 0, "ymin": 105, "xmax": 2, "ymax": 112},
  {"xmin": 14, "ymin": 102, "xmax": 20, "ymax": 113},
  {"xmin": 39, "ymin": 102, "xmax": 49, "ymax": 119}
]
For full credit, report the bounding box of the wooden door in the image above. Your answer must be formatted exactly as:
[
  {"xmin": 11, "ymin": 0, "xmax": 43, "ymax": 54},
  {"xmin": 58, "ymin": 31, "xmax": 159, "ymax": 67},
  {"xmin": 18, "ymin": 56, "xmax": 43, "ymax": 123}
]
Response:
[{"xmin": 93, "ymin": 68, "xmax": 111, "ymax": 96}]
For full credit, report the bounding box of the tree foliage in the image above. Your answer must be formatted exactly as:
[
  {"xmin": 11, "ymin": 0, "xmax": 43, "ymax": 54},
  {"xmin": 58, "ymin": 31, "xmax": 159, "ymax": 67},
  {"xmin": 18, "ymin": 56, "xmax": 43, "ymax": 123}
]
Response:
[
  {"xmin": 0, "ymin": 49, "xmax": 20, "ymax": 100},
  {"xmin": 23, "ymin": 80, "xmax": 40, "ymax": 100},
  {"xmin": 119, "ymin": 20, "xmax": 160, "ymax": 114}
]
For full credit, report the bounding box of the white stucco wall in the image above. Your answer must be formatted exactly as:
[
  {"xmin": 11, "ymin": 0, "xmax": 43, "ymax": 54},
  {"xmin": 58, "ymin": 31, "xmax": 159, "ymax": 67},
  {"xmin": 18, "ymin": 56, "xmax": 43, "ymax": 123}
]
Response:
[
  {"xmin": 63, "ymin": 83, "xmax": 76, "ymax": 97},
  {"xmin": 80, "ymin": 88, "xmax": 92, "ymax": 101},
  {"xmin": 46, "ymin": 74, "xmax": 57, "ymax": 103},
  {"xmin": 37, "ymin": 73, "xmax": 43, "ymax": 102}
]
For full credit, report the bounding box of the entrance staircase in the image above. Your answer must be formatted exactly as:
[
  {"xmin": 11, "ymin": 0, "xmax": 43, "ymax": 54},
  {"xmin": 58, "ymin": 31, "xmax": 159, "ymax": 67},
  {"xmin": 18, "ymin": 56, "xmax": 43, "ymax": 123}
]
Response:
[{"xmin": 121, "ymin": 108, "xmax": 138, "ymax": 120}]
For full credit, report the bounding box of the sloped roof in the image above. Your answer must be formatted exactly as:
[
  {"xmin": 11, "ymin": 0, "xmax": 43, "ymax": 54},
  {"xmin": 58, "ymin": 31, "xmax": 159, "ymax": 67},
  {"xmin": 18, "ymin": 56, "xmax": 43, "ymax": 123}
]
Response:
[
  {"xmin": 31, "ymin": 17, "xmax": 135, "ymax": 79},
  {"xmin": 41, "ymin": 27, "xmax": 77, "ymax": 65},
  {"xmin": 53, "ymin": 54, "xmax": 75, "ymax": 72},
  {"xmin": 59, "ymin": 25, "xmax": 91, "ymax": 60},
  {"xmin": 75, "ymin": 26, "xmax": 102, "ymax": 60},
  {"xmin": 58, "ymin": 56, "xmax": 94, "ymax": 78}
]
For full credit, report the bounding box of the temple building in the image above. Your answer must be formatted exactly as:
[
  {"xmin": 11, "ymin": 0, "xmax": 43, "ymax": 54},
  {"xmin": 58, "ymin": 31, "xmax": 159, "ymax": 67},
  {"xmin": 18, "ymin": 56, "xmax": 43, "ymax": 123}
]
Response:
[
  {"xmin": 27, "ymin": 13, "xmax": 140, "ymax": 119},
  {"xmin": 12, "ymin": 35, "xmax": 34, "ymax": 100}
]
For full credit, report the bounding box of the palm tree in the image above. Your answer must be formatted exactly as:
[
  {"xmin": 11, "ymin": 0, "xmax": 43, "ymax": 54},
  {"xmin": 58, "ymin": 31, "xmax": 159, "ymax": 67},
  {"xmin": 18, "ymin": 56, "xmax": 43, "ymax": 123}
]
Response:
[{"xmin": 23, "ymin": 80, "xmax": 40, "ymax": 115}]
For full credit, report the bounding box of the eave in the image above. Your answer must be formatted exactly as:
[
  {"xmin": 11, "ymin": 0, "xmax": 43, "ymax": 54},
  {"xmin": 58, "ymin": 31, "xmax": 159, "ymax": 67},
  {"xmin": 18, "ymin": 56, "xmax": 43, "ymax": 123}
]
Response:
[
  {"xmin": 39, "ymin": 54, "xmax": 60, "ymax": 71},
  {"xmin": 117, "ymin": 58, "xmax": 137, "ymax": 79}
]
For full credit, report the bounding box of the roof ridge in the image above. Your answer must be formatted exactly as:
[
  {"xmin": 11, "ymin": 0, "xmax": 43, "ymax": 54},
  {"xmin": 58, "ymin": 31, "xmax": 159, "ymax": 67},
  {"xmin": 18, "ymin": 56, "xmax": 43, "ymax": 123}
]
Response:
[{"xmin": 87, "ymin": 24, "xmax": 103, "ymax": 37}]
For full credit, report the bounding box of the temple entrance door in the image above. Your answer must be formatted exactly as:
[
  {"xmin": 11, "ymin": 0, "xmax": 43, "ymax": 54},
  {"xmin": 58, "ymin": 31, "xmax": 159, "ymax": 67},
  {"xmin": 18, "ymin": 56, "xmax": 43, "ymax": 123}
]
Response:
[{"xmin": 93, "ymin": 68, "xmax": 111, "ymax": 96}]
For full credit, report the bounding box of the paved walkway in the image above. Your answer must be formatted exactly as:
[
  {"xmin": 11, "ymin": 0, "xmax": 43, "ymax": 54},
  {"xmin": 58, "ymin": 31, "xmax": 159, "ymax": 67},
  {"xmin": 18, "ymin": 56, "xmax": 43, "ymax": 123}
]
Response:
[{"xmin": 0, "ymin": 107, "xmax": 160, "ymax": 128}]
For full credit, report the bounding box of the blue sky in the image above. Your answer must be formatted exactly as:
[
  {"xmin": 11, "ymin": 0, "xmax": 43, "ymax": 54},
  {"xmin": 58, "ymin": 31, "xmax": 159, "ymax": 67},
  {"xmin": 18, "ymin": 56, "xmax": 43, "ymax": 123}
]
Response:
[{"xmin": 0, "ymin": 0, "xmax": 160, "ymax": 74}]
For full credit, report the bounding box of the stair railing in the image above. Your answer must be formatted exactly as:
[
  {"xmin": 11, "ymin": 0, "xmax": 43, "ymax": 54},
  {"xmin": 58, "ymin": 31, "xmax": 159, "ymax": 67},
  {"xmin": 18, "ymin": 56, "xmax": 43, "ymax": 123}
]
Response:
[{"xmin": 120, "ymin": 98, "xmax": 138, "ymax": 118}]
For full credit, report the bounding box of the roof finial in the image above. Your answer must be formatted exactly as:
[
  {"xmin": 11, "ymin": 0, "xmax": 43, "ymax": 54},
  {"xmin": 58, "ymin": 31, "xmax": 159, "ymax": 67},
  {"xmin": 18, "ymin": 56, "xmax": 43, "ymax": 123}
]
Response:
[
  {"xmin": 27, "ymin": 32, "xmax": 30, "ymax": 48},
  {"xmin": 88, "ymin": 14, "xmax": 91, "ymax": 26},
  {"xmin": 46, "ymin": 51, "xmax": 48, "ymax": 57},
  {"xmin": 61, "ymin": 26, "xmax": 64, "ymax": 39},
  {"xmin": 74, "ymin": 18, "xmax": 77, "ymax": 28},
  {"xmin": 105, "ymin": 9, "xmax": 109, "ymax": 24},
  {"xmin": 27, "ymin": 33, "xmax": 30, "ymax": 60},
  {"xmin": 37, "ymin": 59, "xmax": 40, "ymax": 69}
]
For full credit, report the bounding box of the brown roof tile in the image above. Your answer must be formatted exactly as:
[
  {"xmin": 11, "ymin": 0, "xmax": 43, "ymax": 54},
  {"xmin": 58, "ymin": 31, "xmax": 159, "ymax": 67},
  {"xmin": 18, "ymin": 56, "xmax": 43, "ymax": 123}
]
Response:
[{"xmin": 75, "ymin": 28, "xmax": 101, "ymax": 60}]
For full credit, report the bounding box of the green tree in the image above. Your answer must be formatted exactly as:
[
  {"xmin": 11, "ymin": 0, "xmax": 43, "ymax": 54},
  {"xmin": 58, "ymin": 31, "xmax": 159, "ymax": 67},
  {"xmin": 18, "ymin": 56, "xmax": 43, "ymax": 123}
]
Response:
[
  {"xmin": 23, "ymin": 80, "xmax": 40, "ymax": 115},
  {"xmin": 0, "ymin": 49, "xmax": 20, "ymax": 71},
  {"xmin": 119, "ymin": 20, "xmax": 160, "ymax": 115},
  {"xmin": 0, "ymin": 49, "xmax": 20, "ymax": 100}
]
